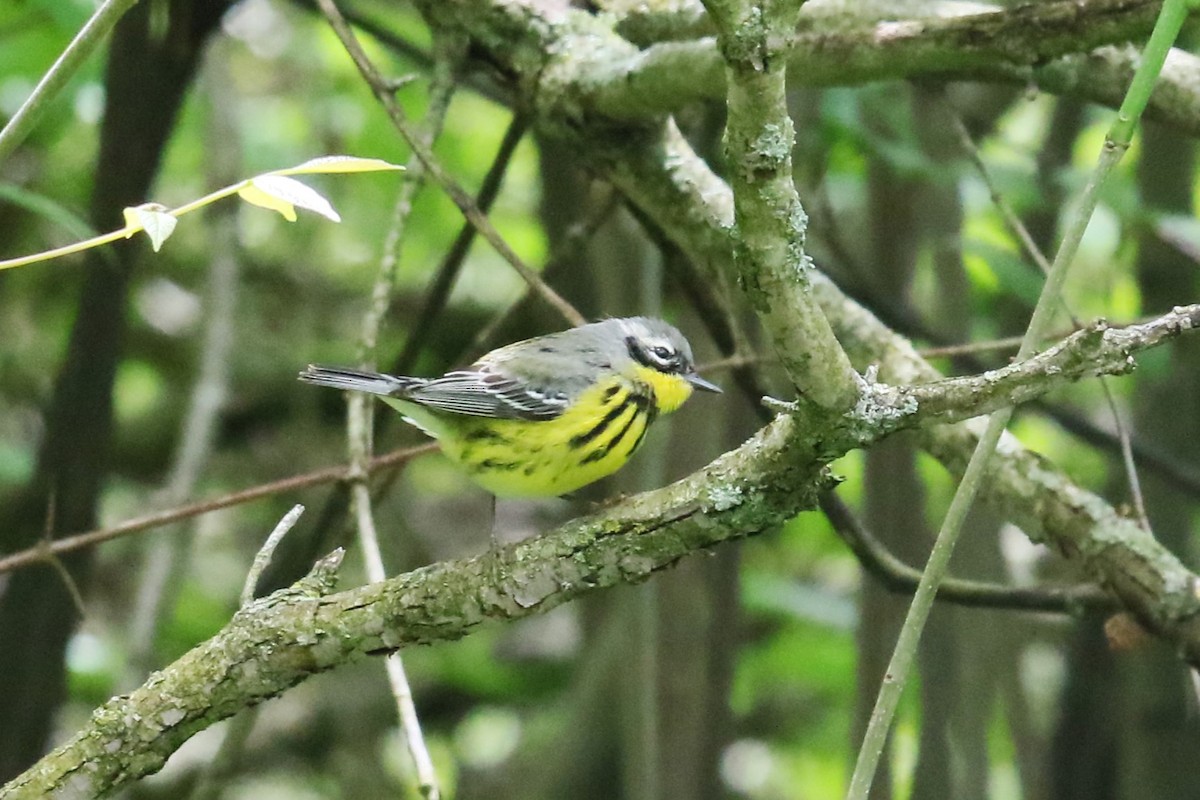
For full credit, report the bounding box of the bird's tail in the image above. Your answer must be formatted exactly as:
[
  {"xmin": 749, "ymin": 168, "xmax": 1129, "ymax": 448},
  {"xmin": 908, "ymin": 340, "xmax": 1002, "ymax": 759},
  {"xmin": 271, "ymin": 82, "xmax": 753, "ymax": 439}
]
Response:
[{"xmin": 298, "ymin": 365, "xmax": 424, "ymax": 397}]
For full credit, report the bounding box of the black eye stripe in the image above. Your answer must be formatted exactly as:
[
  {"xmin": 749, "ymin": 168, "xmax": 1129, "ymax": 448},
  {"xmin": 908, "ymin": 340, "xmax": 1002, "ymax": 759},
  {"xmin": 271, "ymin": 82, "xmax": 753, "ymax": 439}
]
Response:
[
  {"xmin": 626, "ymin": 336, "xmax": 652, "ymax": 367},
  {"xmin": 626, "ymin": 335, "xmax": 685, "ymax": 373}
]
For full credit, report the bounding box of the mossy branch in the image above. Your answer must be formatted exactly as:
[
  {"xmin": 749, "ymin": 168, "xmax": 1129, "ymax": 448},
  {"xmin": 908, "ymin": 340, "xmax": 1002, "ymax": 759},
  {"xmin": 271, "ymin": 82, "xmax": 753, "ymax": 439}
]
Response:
[
  {"xmin": 700, "ymin": 0, "xmax": 860, "ymax": 410},
  {"xmin": 4, "ymin": 303, "xmax": 1199, "ymax": 798},
  {"xmin": 586, "ymin": 0, "xmax": 1164, "ymax": 118}
]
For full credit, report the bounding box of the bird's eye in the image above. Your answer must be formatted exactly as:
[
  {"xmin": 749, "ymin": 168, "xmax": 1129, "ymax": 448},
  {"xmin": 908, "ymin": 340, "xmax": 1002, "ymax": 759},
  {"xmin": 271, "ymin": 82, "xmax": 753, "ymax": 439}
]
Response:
[{"xmin": 627, "ymin": 336, "xmax": 682, "ymax": 372}]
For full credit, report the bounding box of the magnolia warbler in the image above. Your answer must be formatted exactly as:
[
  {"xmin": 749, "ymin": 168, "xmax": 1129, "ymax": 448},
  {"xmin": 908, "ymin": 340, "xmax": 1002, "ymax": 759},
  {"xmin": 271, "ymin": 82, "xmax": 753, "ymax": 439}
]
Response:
[{"xmin": 299, "ymin": 317, "xmax": 720, "ymax": 497}]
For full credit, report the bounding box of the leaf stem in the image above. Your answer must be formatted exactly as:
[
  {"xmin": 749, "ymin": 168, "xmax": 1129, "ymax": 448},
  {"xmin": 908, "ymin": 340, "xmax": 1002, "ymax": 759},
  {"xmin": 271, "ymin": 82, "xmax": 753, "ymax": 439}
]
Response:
[{"xmin": 0, "ymin": 159, "xmax": 398, "ymax": 270}]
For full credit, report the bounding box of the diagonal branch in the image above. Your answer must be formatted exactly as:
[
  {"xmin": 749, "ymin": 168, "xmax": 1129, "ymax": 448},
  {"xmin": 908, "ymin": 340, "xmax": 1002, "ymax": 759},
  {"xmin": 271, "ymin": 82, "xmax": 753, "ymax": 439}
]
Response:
[
  {"xmin": 314, "ymin": 0, "xmax": 586, "ymax": 328},
  {"xmin": 0, "ymin": 410, "xmax": 826, "ymax": 798},
  {"xmin": 0, "ymin": 444, "xmax": 437, "ymax": 576},
  {"xmin": 4, "ymin": 297, "xmax": 1198, "ymax": 798},
  {"xmin": 402, "ymin": 0, "xmax": 1200, "ymax": 659},
  {"xmin": 818, "ymin": 492, "xmax": 1114, "ymax": 613},
  {"xmin": 869, "ymin": 306, "xmax": 1200, "ymax": 433}
]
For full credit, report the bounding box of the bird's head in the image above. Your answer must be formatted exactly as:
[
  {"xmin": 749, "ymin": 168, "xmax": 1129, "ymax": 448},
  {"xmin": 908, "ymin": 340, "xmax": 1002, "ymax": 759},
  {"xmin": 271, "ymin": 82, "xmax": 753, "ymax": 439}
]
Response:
[{"xmin": 617, "ymin": 317, "xmax": 721, "ymax": 413}]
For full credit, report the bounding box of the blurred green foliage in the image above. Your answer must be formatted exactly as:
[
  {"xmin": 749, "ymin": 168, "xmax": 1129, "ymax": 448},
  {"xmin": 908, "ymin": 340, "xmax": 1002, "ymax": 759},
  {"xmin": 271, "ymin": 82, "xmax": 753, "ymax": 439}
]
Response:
[{"xmin": 1, "ymin": 1, "xmax": 1195, "ymax": 798}]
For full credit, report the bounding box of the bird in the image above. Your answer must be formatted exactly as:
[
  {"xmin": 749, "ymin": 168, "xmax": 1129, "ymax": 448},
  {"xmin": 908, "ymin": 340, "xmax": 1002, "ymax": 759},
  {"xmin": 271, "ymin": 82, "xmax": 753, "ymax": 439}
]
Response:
[{"xmin": 299, "ymin": 317, "xmax": 721, "ymax": 497}]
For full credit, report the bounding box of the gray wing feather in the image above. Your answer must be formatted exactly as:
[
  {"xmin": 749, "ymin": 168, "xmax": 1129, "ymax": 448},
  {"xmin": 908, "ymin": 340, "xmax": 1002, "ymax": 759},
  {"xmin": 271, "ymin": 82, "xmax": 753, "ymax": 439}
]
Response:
[
  {"xmin": 303, "ymin": 324, "xmax": 624, "ymax": 420},
  {"xmin": 299, "ymin": 365, "xmax": 424, "ymax": 396},
  {"xmin": 407, "ymin": 368, "xmax": 570, "ymax": 420}
]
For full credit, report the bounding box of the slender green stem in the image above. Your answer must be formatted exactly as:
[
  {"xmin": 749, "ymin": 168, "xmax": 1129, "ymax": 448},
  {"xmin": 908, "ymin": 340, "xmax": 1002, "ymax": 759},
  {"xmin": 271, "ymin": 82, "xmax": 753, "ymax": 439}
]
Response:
[
  {"xmin": 846, "ymin": 2, "xmax": 1190, "ymax": 797},
  {"xmin": 1109, "ymin": 0, "xmax": 1190, "ymax": 146},
  {"xmin": 0, "ymin": 0, "xmax": 141, "ymax": 166},
  {"xmin": 0, "ymin": 228, "xmax": 130, "ymax": 270},
  {"xmin": 0, "ymin": 181, "xmax": 245, "ymax": 271}
]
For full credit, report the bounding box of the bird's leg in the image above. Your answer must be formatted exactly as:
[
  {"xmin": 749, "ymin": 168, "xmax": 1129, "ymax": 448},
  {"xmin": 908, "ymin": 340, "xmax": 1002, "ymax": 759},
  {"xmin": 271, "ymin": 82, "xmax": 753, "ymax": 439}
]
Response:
[{"xmin": 488, "ymin": 493, "xmax": 499, "ymax": 550}]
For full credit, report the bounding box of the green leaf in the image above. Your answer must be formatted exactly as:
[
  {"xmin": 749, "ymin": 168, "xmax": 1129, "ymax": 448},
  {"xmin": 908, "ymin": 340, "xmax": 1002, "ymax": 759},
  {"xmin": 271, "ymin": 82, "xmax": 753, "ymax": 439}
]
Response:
[
  {"xmin": 237, "ymin": 175, "xmax": 340, "ymax": 222},
  {"xmin": 121, "ymin": 203, "xmax": 177, "ymax": 252}
]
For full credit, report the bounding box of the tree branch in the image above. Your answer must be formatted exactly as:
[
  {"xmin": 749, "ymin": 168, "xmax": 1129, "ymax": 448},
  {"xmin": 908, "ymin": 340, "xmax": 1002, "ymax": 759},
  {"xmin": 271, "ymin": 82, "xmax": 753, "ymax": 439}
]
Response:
[
  {"xmin": 5, "ymin": 295, "xmax": 1198, "ymax": 797},
  {"xmin": 864, "ymin": 306, "xmax": 1200, "ymax": 434},
  {"xmin": 585, "ymin": 0, "xmax": 1164, "ymax": 117},
  {"xmin": 818, "ymin": 492, "xmax": 1115, "ymax": 613},
  {"xmin": 811, "ymin": 271, "xmax": 1200, "ymax": 656},
  {"xmin": 0, "ymin": 411, "xmax": 829, "ymax": 798},
  {"xmin": 315, "ymin": 0, "xmax": 586, "ymax": 328},
  {"xmin": 701, "ymin": 0, "xmax": 860, "ymax": 409},
  {"xmin": 403, "ymin": 0, "xmax": 1200, "ymax": 660},
  {"xmin": 0, "ymin": 444, "xmax": 437, "ymax": 576}
]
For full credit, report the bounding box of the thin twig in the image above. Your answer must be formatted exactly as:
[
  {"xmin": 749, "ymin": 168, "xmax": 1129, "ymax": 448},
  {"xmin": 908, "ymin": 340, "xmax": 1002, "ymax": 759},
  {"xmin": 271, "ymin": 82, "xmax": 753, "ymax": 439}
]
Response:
[
  {"xmin": 918, "ymin": 335, "xmax": 1025, "ymax": 359},
  {"xmin": 341, "ymin": 41, "xmax": 458, "ymax": 800},
  {"xmin": 696, "ymin": 352, "xmax": 770, "ymax": 373},
  {"xmin": 818, "ymin": 492, "xmax": 1113, "ymax": 612},
  {"xmin": 469, "ymin": 188, "xmax": 620, "ymax": 353},
  {"xmin": 948, "ymin": 99, "xmax": 1152, "ymax": 530},
  {"xmin": 848, "ymin": 5, "xmax": 1189, "ymax": 796},
  {"xmin": 288, "ymin": 0, "xmax": 513, "ymax": 108},
  {"xmin": 36, "ymin": 494, "xmax": 86, "ymax": 617},
  {"xmin": 243, "ymin": 505, "xmax": 307, "ymax": 606},
  {"xmin": 0, "ymin": 443, "xmax": 437, "ymax": 576},
  {"xmin": 43, "ymin": 550, "xmax": 87, "ymax": 619},
  {"xmin": 189, "ymin": 504, "xmax": 307, "ymax": 800},
  {"xmin": 352, "ymin": 483, "xmax": 439, "ymax": 795},
  {"xmin": 391, "ymin": 114, "xmax": 528, "ymax": 374},
  {"xmin": 314, "ymin": 0, "xmax": 586, "ymax": 328}
]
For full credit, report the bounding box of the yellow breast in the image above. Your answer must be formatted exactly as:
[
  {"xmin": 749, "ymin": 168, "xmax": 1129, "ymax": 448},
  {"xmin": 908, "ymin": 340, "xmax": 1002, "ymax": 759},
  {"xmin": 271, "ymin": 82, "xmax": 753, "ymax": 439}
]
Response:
[
  {"xmin": 432, "ymin": 378, "xmax": 658, "ymax": 497},
  {"xmin": 628, "ymin": 364, "xmax": 694, "ymax": 414}
]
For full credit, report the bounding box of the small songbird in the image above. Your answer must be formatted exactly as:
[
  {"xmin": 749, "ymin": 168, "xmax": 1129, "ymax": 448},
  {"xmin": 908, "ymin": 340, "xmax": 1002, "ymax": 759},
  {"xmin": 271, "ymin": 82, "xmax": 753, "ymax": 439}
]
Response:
[{"xmin": 299, "ymin": 317, "xmax": 721, "ymax": 497}]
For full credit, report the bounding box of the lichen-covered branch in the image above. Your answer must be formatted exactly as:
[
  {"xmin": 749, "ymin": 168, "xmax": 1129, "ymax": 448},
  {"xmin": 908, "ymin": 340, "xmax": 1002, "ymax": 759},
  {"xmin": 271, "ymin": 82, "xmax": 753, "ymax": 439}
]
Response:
[
  {"xmin": 1, "ymin": 411, "xmax": 826, "ymax": 799},
  {"xmin": 874, "ymin": 307, "xmax": 1200, "ymax": 432},
  {"xmin": 417, "ymin": 0, "xmax": 1200, "ymax": 139},
  {"xmin": 700, "ymin": 0, "xmax": 860, "ymax": 409},
  {"xmin": 399, "ymin": 0, "xmax": 1200, "ymax": 652},
  {"xmin": 7, "ymin": 298, "xmax": 1199, "ymax": 796},
  {"xmin": 548, "ymin": 34, "xmax": 1200, "ymax": 673},
  {"xmin": 808, "ymin": 271, "xmax": 1200, "ymax": 660},
  {"xmin": 587, "ymin": 0, "xmax": 1165, "ymax": 117}
]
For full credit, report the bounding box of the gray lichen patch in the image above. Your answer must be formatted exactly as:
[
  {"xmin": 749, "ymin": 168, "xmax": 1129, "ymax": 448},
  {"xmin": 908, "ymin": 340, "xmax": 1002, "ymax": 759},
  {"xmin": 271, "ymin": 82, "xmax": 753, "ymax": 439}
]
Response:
[
  {"xmin": 706, "ymin": 483, "xmax": 745, "ymax": 512},
  {"xmin": 851, "ymin": 374, "xmax": 917, "ymax": 429},
  {"xmin": 158, "ymin": 708, "xmax": 186, "ymax": 728}
]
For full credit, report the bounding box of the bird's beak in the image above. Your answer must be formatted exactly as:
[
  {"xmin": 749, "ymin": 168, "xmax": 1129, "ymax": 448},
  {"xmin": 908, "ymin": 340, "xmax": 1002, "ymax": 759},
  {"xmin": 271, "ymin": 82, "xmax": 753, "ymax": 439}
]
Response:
[{"xmin": 686, "ymin": 372, "xmax": 722, "ymax": 393}]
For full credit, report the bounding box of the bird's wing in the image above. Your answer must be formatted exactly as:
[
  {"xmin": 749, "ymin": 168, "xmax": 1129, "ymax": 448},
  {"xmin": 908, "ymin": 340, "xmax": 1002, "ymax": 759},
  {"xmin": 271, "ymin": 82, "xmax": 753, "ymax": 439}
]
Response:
[{"xmin": 406, "ymin": 365, "xmax": 571, "ymax": 420}]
